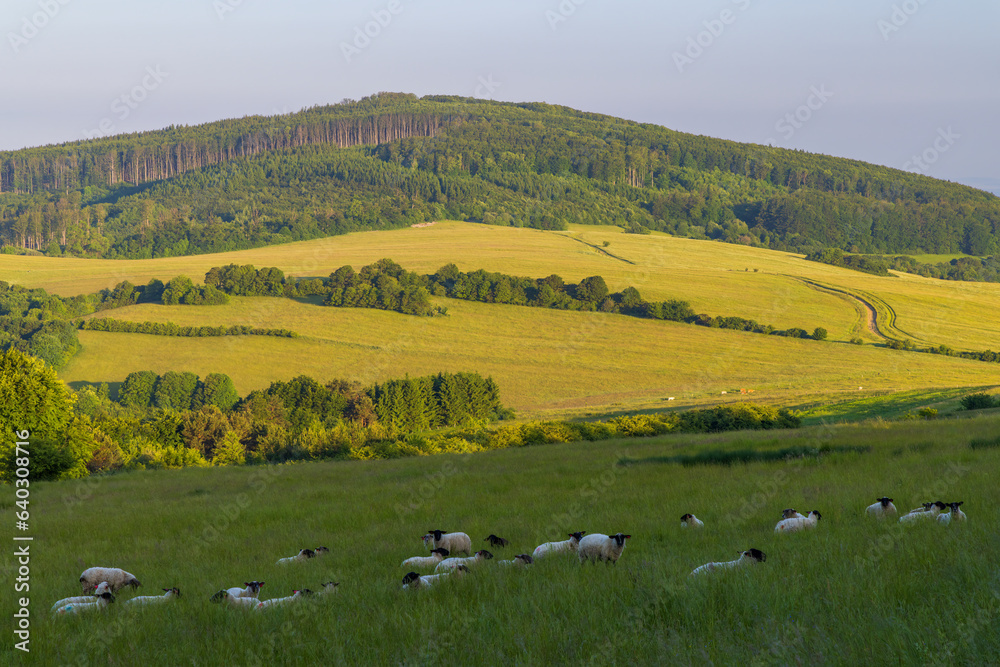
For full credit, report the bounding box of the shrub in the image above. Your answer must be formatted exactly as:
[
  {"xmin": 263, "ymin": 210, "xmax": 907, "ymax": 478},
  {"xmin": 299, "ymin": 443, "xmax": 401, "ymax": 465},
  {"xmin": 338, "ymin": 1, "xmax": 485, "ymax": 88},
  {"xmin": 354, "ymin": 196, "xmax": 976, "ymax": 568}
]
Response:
[
  {"xmin": 849, "ymin": 336, "xmax": 864, "ymax": 345},
  {"xmin": 960, "ymin": 392, "xmax": 996, "ymax": 410},
  {"xmin": 917, "ymin": 408, "xmax": 938, "ymax": 420},
  {"xmin": 812, "ymin": 327, "xmax": 828, "ymax": 341}
]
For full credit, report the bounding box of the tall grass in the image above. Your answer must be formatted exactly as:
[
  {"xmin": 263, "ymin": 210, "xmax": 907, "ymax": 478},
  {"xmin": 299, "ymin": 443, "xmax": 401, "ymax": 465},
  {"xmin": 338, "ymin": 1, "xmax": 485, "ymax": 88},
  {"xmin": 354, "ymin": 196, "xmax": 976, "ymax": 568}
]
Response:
[{"xmin": 7, "ymin": 415, "xmax": 1000, "ymax": 665}]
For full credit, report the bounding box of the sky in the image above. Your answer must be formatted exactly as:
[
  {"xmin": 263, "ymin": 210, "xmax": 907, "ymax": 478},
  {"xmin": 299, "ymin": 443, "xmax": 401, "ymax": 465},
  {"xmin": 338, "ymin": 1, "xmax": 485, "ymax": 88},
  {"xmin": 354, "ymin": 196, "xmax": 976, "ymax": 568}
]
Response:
[{"xmin": 2, "ymin": 0, "xmax": 998, "ymax": 194}]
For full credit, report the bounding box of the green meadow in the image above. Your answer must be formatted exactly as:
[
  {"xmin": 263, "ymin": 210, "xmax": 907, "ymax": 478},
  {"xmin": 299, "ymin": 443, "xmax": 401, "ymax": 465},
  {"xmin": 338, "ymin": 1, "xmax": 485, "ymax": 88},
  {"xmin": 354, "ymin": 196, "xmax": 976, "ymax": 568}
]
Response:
[{"xmin": 8, "ymin": 414, "xmax": 1000, "ymax": 665}]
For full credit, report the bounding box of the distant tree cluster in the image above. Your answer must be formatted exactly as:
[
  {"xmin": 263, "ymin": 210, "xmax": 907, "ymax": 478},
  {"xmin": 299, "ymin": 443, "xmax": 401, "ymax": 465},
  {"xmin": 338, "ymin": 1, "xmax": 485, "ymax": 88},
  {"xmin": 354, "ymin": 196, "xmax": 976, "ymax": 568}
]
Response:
[
  {"xmin": 80, "ymin": 318, "xmax": 296, "ymax": 338},
  {"xmin": 119, "ymin": 370, "xmax": 239, "ymax": 412},
  {"xmin": 805, "ymin": 248, "xmax": 891, "ymax": 276}
]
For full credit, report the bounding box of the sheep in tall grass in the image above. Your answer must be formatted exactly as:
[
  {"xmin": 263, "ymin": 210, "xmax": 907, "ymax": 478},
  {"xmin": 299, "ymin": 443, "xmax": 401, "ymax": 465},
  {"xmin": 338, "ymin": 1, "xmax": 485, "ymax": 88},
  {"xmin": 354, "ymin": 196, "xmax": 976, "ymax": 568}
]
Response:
[
  {"xmin": 680, "ymin": 514, "xmax": 704, "ymax": 528},
  {"xmin": 210, "ymin": 581, "xmax": 264, "ymax": 603},
  {"xmin": 690, "ymin": 549, "xmax": 766, "ymax": 576},
  {"xmin": 782, "ymin": 509, "xmax": 806, "ymax": 520},
  {"xmin": 54, "ymin": 592, "xmax": 115, "ymax": 615},
  {"xmin": 900, "ymin": 501, "xmax": 947, "ymax": 524},
  {"xmin": 775, "ymin": 510, "xmax": 821, "ymax": 533},
  {"xmin": 277, "ymin": 548, "xmax": 316, "ymax": 565},
  {"xmin": 319, "ymin": 581, "xmax": 339, "ymax": 596},
  {"xmin": 532, "ymin": 531, "xmax": 586, "ymax": 559},
  {"xmin": 401, "ymin": 548, "xmax": 450, "ymax": 570},
  {"xmin": 421, "ymin": 534, "xmax": 435, "ymax": 550},
  {"xmin": 210, "ymin": 590, "xmax": 258, "ymax": 607},
  {"xmin": 125, "ymin": 588, "xmax": 181, "ymax": 606},
  {"xmin": 402, "ymin": 565, "xmax": 468, "ymax": 589},
  {"xmin": 435, "ymin": 550, "xmax": 493, "ymax": 573},
  {"xmin": 79, "ymin": 567, "xmax": 140, "ymax": 593},
  {"xmin": 51, "ymin": 582, "xmax": 112, "ymax": 612},
  {"xmin": 255, "ymin": 589, "xmax": 314, "ymax": 610},
  {"xmin": 578, "ymin": 533, "xmax": 631, "ymax": 565},
  {"xmin": 498, "ymin": 554, "xmax": 534, "ymax": 567},
  {"xmin": 937, "ymin": 502, "xmax": 967, "ymax": 525},
  {"xmin": 484, "ymin": 534, "xmax": 510, "ymax": 549},
  {"xmin": 427, "ymin": 530, "xmax": 472, "ymax": 556},
  {"xmin": 865, "ymin": 497, "xmax": 897, "ymax": 518}
]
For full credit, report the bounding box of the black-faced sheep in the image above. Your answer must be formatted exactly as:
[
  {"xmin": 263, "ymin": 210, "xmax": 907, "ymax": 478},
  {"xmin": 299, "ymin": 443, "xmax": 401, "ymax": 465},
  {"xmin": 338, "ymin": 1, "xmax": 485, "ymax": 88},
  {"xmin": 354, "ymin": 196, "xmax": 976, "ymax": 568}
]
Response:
[
  {"xmin": 79, "ymin": 567, "xmax": 140, "ymax": 593},
  {"xmin": 690, "ymin": 548, "xmax": 766, "ymax": 576},
  {"xmin": 532, "ymin": 531, "xmax": 586, "ymax": 558},
  {"xmin": 577, "ymin": 533, "xmax": 630, "ymax": 564}
]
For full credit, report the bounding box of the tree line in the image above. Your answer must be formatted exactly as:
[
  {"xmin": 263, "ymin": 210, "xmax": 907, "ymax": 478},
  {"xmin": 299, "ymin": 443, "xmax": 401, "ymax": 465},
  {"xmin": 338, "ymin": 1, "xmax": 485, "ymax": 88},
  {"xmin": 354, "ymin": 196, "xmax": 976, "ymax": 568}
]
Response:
[{"xmin": 80, "ymin": 318, "xmax": 297, "ymax": 338}]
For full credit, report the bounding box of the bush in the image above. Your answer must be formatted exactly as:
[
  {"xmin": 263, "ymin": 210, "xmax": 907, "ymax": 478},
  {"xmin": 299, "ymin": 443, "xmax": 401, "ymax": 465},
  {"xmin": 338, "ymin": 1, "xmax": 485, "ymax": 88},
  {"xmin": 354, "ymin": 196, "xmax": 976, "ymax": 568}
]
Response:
[
  {"xmin": 960, "ymin": 392, "xmax": 996, "ymax": 411},
  {"xmin": 849, "ymin": 337, "xmax": 864, "ymax": 345},
  {"xmin": 812, "ymin": 327, "xmax": 828, "ymax": 341}
]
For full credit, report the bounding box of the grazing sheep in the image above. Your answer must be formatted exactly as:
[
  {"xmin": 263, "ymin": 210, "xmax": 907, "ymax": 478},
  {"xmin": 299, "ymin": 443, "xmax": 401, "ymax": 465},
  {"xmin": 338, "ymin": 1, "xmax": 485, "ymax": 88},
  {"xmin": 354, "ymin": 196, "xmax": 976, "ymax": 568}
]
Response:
[
  {"xmin": 210, "ymin": 581, "xmax": 264, "ymax": 603},
  {"xmin": 434, "ymin": 550, "xmax": 493, "ymax": 573},
  {"xmin": 782, "ymin": 509, "xmax": 807, "ymax": 520},
  {"xmin": 498, "ymin": 554, "xmax": 533, "ymax": 566},
  {"xmin": 937, "ymin": 502, "xmax": 967, "ymax": 525},
  {"xmin": 578, "ymin": 533, "xmax": 631, "ymax": 565},
  {"xmin": 401, "ymin": 548, "xmax": 450, "ymax": 570},
  {"xmin": 775, "ymin": 510, "xmax": 822, "ymax": 533},
  {"xmin": 125, "ymin": 588, "xmax": 181, "ymax": 606},
  {"xmin": 319, "ymin": 581, "xmax": 339, "ymax": 596},
  {"xmin": 54, "ymin": 592, "xmax": 115, "ymax": 615},
  {"xmin": 276, "ymin": 548, "xmax": 316, "ymax": 565},
  {"xmin": 51, "ymin": 582, "xmax": 112, "ymax": 611},
  {"xmin": 680, "ymin": 514, "xmax": 704, "ymax": 528},
  {"xmin": 690, "ymin": 549, "xmax": 767, "ymax": 576},
  {"xmin": 865, "ymin": 497, "xmax": 897, "ymax": 518},
  {"xmin": 427, "ymin": 530, "xmax": 473, "ymax": 556},
  {"xmin": 255, "ymin": 589, "xmax": 314, "ymax": 610},
  {"xmin": 484, "ymin": 534, "xmax": 510, "ymax": 549},
  {"xmin": 402, "ymin": 565, "xmax": 468, "ymax": 589},
  {"xmin": 900, "ymin": 501, "xmax": 947, "ymax": 524},
  {"xmin": 79, "ymin": 567, "xmax": 141, "ymax": 593},
  {"xmin": 532, "ymin": 531, "xmax": 587, "ymax": 559}
]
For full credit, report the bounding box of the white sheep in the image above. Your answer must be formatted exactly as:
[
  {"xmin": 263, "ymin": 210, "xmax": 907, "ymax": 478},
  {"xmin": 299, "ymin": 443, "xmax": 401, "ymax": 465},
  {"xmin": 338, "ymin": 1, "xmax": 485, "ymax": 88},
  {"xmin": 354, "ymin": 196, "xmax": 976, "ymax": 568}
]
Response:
[
  {"xmin": 782, "ymin": 508, "xmax": 807, "ymax": 520},
  {"xmin": 79, "ymin": 567, "xmax": 141, "ymax": 593},
  {"xmin": 532, "ymin": 531, "xmax": 586, "ymax": 559},
  {"xmin": 690, "ymin": 549, "xmax": 767, "ymax": 576},
  {"xmin": 210, "ymin": 591, "xmax": 258, "ymax": 607},
  {"xmin": 276, "ymin": 548, "xmax": 316, "ymax": 565},
  {"xmin": 497, "ymin": 554, "xmax": 533, "ymax": 567},
  {"xmin": 421, "ymin": 534, "xmax": 435, "ymax": 550},
  {"xmin": 401, "ymin": 548, "xmax": 450, "ymax": 570},
  {"xmin": 210, "ymin": 581, "xmax": 264, "ymax": 603},
  {"xmin": 54, "ymin": 592, "xmax": 115, "ymax": 615},
  {"xmin": 51, "ymin": 582, "xmax": 112, "ymax": 612},
  {"xmin": 865, "ymin": 497, "xmax": 897, "ymax": 518},
  {"xmin": 125, "ymin": 588, "xmax": 181, "ymax": 606},
  {"xmin": 434, "ymin": 550, "xmax": 494, "ymax": 573},
  {"xmin": 899, "ymin": 501, "xmax": 947, "ymax": 524},
  {"xmin": 427, "ymin": 530, "xmax": 472, "ymax": 556},
  {"xmin": 255, "ymin": 589, "xmax": 314, "ymax": 610},
  {"xmin": 775, "ymin": 510, "xmax": 822, "ymax": 533},
  {"xmin": 578, "ymin": 533, "xmax": 631, "ymax": 565},
  {"xmin": 402, "ymin": 565, "xmax": 467, "ymax": 589},
  {"xmin": 937, "ymin": 502, "xmax": 967, "ymax": 525},
  {"xmin": 680, "ymin": 513, "xmax": 704, "ymax": 528}
]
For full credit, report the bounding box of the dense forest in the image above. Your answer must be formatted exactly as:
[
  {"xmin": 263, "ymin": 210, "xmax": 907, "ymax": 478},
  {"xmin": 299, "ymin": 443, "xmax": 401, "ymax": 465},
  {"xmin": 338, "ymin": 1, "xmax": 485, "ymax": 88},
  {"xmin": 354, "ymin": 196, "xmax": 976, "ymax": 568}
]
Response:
[{"xmin": 1, "ymin": 93, "xmax": 997, "ymax": 259}]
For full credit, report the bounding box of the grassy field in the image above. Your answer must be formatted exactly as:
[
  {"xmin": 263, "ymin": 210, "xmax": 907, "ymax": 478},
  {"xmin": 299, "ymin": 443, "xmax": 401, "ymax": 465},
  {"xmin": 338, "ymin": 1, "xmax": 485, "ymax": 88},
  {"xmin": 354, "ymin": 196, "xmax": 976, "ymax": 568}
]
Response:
[
  {"xmin": 4, "ymin": 222, "xmax": 1000, "ymax": 418},
  {"xmin": 7, "ymin": 414, "xmax": 1000, "ymax": 665}
]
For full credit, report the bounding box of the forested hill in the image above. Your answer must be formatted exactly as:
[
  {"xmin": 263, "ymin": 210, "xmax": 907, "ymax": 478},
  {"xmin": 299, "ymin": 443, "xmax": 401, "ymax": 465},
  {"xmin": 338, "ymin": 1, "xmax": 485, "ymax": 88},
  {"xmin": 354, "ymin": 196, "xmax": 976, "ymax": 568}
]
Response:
[{"xmin": 2, "ymin": 92, "xmax": 997, "ymax": 259}]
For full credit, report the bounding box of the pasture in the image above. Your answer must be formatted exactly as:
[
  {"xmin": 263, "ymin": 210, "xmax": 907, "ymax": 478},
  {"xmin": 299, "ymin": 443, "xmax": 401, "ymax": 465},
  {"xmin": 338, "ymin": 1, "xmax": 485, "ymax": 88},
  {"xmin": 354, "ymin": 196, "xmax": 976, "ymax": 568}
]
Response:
[
  {"xmin": 10, "ymin": 414, "xmax": 1000, "ymax": 665},
  {"xmin": 0, "ymin": 221, "xmax": 994, "ymax": 419}
]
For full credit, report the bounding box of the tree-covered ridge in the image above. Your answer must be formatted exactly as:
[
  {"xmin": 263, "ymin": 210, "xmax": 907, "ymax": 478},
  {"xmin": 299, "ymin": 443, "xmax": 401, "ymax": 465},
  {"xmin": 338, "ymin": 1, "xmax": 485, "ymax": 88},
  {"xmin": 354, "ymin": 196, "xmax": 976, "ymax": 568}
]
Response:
[{"xmin": 1, "ymin": 93, "xmax": 997, "ymax": 259}]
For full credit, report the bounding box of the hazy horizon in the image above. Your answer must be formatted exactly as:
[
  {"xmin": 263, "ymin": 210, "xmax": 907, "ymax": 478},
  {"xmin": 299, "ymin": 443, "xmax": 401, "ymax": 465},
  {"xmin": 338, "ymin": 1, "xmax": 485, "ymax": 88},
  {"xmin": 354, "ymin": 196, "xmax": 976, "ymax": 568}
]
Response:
[{"xmin": 2, "ymin": 1, "xmax": 997, "ymax": 194}]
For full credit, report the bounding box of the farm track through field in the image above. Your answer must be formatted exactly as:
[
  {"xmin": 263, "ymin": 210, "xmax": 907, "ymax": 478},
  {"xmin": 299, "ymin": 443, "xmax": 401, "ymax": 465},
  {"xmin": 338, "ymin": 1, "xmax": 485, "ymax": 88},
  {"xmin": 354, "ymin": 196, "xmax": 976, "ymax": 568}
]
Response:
[
  {"xmin": 560, "ymin": 234, "xmax": 637, "ymax": 264},
  {"xmin": 790, "ymin": 277, "xmax": 921, "ymax": 343}
]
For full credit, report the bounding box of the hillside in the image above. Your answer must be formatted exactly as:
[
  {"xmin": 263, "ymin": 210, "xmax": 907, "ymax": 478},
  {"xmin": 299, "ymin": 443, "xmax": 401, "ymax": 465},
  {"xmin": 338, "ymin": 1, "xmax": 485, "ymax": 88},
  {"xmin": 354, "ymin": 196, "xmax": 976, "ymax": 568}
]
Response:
[
  {"xmin": 4, "ymin": 222, "xmax": 998, "ymax": 419},
  {"xmin": 2, "ymin": 93, "xmax": 998, "ymax": 260}
]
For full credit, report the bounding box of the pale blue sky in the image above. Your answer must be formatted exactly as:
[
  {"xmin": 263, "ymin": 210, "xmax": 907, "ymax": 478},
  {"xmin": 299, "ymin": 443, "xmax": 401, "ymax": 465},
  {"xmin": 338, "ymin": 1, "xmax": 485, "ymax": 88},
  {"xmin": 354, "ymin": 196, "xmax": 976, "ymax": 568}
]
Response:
[{"xmin": 2, "ymin": 0, "xmax": 997, "ymax": 192}]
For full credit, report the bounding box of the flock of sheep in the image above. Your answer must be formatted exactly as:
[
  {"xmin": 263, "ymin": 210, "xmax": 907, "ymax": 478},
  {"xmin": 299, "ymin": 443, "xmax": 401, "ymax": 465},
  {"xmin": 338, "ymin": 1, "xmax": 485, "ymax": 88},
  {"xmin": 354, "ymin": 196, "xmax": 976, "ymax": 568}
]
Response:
[{"xmin": 51, "ymin": 496, "xmax": 968, "ymax": 613}]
